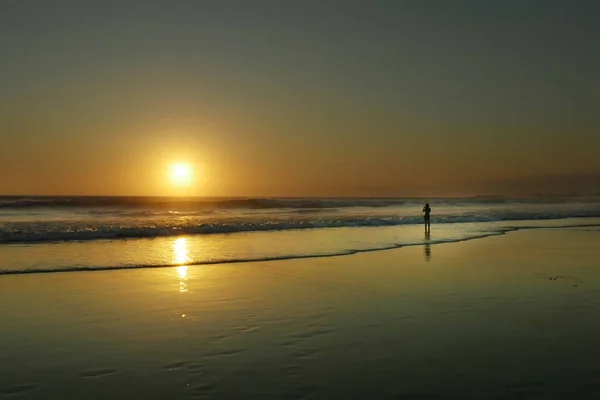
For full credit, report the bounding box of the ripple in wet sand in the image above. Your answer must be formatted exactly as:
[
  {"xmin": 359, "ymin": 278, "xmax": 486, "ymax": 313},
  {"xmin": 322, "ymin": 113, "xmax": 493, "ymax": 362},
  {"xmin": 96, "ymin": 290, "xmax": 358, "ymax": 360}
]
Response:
[
  {"xmin": 203, "ymin": 348, "xmax": 246, "ymax": 358},
  {"xmin": 283, "ymin": 364, "xmax": 301, "ymax": 376},
  {"xmin": 235, "ymin": 326, "xmax": 259, "ymax": 333},
  {"xmin": 294, "ymin": 349, "xmax": 320, "ymax": 359},
  {"xmin": 185, "ymin": 363, "xmax": 203, "ymax": 372},
  {"xmin": 185, "ymin": 365, "xmax": 216, "ymax": 380},
  {"xmin": 290, "ymin": 384, "xmax": 319, "ymax": 400},
  {"xmin": 289, "ymin": 327, "xmax": 336, "ymax": 340},
  {"xmin": 208, "ymin": 334, "xmax": 230, "ymax": 341},
  {"xmin": 161, "ymin": 361, "xmax": 190, "ymax": 371},
  {"xmin": 188, "ymin": 382, "xmax": 215, "ymax": 399},
  {"xmin": 79, "ymin": 369, "xmax": 118, "ymax": 378},
  {"xmin": 0, "ymin": 384, "xmax": 38, "ymax": 395}
]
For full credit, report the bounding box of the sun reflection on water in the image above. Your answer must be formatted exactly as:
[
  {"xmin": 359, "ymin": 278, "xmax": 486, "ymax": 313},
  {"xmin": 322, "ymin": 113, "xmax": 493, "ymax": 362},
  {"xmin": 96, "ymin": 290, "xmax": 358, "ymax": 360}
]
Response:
[
  {"xmin": 174, "ymin": 237, "xmax": 191, "ymax": 264},
  {"xmin": 178, "ymin": 265, "xmax": 188, "ymax": 280},
  {"xmin": 173, "ymin": 237, "xmax": 190, "ymax": 293}
]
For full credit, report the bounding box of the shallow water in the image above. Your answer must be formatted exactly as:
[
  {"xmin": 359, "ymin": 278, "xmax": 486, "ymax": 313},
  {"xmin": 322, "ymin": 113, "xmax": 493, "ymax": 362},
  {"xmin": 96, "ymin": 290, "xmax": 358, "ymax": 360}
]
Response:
[{"xmin": 1, "ymin": 217, "xmax": 599, "ymax": 274}]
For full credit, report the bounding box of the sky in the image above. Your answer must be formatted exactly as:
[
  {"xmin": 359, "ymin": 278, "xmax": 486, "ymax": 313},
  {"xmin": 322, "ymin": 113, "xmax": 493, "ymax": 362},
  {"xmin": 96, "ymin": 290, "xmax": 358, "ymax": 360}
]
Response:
[{"xmin": 1, "ymin": 0, "xmax": 599, "ymax": 197}]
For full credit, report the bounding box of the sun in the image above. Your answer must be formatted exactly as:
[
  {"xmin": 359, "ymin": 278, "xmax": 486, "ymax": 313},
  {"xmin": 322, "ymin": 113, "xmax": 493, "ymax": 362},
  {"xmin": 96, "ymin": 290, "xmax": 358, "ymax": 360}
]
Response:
[{"xmin": 169, "ymin": 163, "xmax": 194, "ymax": 186}]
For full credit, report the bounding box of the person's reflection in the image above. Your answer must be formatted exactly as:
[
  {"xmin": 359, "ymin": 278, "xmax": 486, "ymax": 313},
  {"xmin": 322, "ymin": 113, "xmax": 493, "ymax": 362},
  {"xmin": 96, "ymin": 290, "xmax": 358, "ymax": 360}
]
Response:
[{"xmin": 424, "ymin": 232, "xmax": 431, "ymax": 261}]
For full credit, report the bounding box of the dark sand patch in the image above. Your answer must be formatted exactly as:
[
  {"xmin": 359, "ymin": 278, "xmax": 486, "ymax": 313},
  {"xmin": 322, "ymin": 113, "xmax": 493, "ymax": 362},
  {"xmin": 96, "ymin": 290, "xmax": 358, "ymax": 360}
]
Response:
[{"xmin": 504, "ymin": 381, "xmax": 546, "ymax": 390}]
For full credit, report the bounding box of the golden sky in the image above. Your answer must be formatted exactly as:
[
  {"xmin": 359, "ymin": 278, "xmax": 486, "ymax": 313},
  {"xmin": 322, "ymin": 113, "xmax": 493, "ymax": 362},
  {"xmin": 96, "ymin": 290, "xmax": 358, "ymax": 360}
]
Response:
[{"xmin": 1, "ymin": 1, "xmax": 599, "ymax": 197}]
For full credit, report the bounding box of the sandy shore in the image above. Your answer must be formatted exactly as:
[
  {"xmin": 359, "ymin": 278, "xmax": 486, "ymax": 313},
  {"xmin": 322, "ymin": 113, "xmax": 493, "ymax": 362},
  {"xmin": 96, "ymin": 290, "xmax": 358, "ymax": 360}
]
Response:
[{"xmin": 1, "ymin": 226, "xmax": 600, "ymax": 399}]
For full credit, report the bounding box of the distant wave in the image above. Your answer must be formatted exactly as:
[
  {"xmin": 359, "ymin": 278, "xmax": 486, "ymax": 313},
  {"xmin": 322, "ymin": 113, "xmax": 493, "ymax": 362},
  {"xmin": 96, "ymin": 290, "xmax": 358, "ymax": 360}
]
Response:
[
  {"xmin": 1, "ymin": 211, "xmax": 600, "ymax": 244},
  {"xmin": 2, "ymin": 195, "xmax": 598, "ymax": 211},
  {"xmin": 84, "ymin": 209, "xmax": 215, "ymax": 217},
  {"xmin": 0, "ymin": 196, "xmax": 407, "ymax": 210}
]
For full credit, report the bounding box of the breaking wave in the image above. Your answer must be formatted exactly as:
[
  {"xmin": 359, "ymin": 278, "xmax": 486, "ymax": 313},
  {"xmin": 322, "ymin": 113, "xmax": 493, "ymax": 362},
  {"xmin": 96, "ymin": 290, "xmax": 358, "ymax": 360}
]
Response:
[{"xmin": 1, "ymin": 210, "xmax": 600, "ymax": 244}]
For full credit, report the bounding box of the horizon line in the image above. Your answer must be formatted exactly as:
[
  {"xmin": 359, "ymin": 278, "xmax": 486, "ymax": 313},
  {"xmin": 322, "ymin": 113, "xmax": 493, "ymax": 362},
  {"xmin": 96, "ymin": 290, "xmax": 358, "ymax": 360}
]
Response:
[{"xmin": 1, "ymin": 193, "xmax": 599, "ymax": 199}]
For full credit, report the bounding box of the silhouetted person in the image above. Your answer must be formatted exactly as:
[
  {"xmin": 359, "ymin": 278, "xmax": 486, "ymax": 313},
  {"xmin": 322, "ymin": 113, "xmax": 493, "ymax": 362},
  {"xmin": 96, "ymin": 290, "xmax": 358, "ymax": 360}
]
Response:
[{"xmin": 423, "ymin": 203, "xmax": 431, "ymax": 232}]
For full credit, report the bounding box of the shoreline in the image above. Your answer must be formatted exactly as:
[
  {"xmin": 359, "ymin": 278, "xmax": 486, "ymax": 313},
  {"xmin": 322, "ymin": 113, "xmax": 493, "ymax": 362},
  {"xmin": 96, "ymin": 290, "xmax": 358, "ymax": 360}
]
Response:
[{"xmin": 1, "ymin": 218, "xmax": 599, "ymax": 276}]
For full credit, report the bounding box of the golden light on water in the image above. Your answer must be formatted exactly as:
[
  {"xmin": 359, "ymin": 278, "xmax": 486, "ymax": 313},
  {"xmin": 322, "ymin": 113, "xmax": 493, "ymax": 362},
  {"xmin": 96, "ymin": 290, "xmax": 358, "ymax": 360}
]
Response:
[
  {"xmin": 178, "ymin": 266, "xmax": 188, "ymax": 280},
  {"xmin": 173, "ymin": 237, "xmax": 190, "ymax": 293},
  {"xmin": 179, "ymin": 276, "xmax": 188, "ymax": 293},
  {"xmin": 174, "ymin": 237, "xmax": 191, "ymax": 264}
]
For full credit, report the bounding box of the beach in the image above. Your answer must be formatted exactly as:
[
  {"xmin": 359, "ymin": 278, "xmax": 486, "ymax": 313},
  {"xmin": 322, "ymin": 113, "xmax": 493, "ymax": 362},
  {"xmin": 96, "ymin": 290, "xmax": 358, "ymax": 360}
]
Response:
[
  {"xmin": 2, "ymin": 226, "xmax": 600, "ymax": 399},
  {"xmin": 3, "ymin": 0, "xmax": 599, "ymax": 397}
]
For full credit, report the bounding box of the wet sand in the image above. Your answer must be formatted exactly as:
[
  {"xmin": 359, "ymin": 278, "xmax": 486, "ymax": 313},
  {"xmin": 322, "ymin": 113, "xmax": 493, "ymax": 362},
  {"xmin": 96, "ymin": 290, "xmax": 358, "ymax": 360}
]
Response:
[{"xmin": 1, "ymin": 227, "xmax": 600, "ymax": 399}]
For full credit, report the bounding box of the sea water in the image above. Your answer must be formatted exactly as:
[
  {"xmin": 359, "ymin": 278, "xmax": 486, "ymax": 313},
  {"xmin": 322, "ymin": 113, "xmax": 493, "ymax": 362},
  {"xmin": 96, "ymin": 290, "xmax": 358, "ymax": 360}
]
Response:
[{"xmin": 1, "ymin": 196, "xmax": 599, "ymax": 274}]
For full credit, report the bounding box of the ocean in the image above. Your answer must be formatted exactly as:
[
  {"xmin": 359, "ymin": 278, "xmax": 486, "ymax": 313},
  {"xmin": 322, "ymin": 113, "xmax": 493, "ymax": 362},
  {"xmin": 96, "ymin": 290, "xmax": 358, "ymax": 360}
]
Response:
[
  {"xmin": 2, "ymin": 196, "xmax": 600, "ymax": 399},
  {"xmin": 1, "ymin": 195, "xmax": 599, "ymax": 275}
]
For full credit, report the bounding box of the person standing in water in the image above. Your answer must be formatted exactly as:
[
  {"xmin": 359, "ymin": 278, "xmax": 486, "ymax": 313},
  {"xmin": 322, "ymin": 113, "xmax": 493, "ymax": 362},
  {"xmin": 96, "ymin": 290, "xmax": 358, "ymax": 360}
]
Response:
[{"xmin": 423, "ymin": 203, "xmax": 431, "ymax": 232}]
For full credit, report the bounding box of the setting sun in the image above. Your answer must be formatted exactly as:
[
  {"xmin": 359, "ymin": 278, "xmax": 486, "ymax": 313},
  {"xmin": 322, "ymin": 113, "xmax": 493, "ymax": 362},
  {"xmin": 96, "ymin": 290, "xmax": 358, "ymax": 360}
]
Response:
[{"xmin": 169, "ymin": 163, "xmax": 194, "ymax": 186}]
